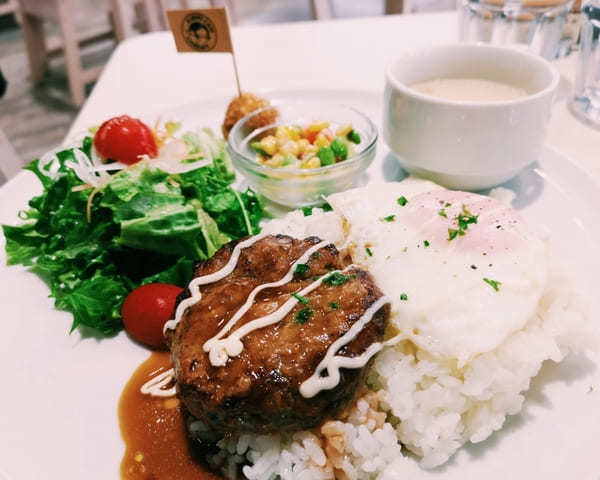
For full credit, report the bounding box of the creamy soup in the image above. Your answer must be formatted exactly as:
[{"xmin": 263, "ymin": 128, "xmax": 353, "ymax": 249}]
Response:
[{"xmin": 410, "ymin": 78, "xmax": 528, "ymax": 102}]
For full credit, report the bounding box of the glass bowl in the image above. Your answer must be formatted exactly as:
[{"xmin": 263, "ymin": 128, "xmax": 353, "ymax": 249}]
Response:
[{"xmin": 227, "ymin": 101, "xmax": 378, "ymax": 208}]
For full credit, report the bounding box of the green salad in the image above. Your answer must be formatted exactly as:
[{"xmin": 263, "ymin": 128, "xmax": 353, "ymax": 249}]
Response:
[{"xmin": 2, "ymin": 129, "xmax": 263, "ymax": 335}]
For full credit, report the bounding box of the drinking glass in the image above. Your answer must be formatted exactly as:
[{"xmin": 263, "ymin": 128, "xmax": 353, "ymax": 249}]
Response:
[
  {"xmin": 459, "ymin": 0, "xmax": 575, "ymax": 59},
  {"xmin": 570, "ymin": 0, "xmax": 600, "ymax": 128}
]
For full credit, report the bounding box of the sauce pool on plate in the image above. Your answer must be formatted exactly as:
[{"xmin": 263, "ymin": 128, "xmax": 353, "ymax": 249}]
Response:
[
  {"xmin": 119, "ymin": 351, "xmax": 219, "ymax": 480},
  {"xmin": 410, "ymin": 78, "xmax": 528, "ymax": 102}
]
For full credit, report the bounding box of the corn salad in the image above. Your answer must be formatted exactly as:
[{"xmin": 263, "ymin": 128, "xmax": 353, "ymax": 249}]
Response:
[{"xmin": 251, "ymin": 121, "xmax": 361, "ymax": 169}]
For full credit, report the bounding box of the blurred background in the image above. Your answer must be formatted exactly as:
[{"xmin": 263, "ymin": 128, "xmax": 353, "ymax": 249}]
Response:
[{"xmin": 0, "ymin": 0, "xmax": 454, "ymax": 168}]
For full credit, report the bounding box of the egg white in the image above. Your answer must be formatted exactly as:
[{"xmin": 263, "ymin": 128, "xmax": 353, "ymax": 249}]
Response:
[{"xmin": 327, "ymin": 179, "xmax": 549, "ymax": 367}]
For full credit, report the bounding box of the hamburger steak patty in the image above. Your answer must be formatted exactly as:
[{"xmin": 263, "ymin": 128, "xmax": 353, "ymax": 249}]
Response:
[{"xmin": 167, "ymin": 234, "xmax": 390, "ymax": 434}]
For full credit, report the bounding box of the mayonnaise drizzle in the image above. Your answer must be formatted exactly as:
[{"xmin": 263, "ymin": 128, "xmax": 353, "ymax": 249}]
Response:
[
  {"xmin": 162, "ymin": 232, "xmax": 269, "ymax": 334},
  {"xmin": 203, "ymin": 240, "xmax": 332, "ymax": 366},
  {"xmin": 300, "ymin": 296, "xmax": 396, "ymax": 398},
  {"xmin": 153, "ymin": 231, "xmax": 396, "ymax": 401},
  {"xmin": 140, "ymin": 368, "xmax": 177, "ymax": 397}
]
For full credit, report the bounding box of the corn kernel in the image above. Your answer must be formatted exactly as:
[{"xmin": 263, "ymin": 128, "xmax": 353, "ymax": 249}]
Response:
[
  {"xmin": 306, "ymin": 121, "xmax": 330, "ymax": 133},
  {"xmin": 336, "ymin": 123, "xmax": 353, "ymax": 137},
  {"xmin": 280, "ymin": 140, "xmax": 300, "ymax": 157},
  {"xmin": 315, "ymin": 133, "xmax": 329, "ymax": 148},
  {"xmin": 305, "ymin": 157, "xmax": 321, "ymax": 169},
  {"xmin": 266, "ymin": 153, "xmax": 284, "ymax": 167},
  {"xmin": 276, "ymin": 125, "xmax": 301, "ymax": 141},
  {"xmin": 260, "ymin": 135, "xmax": 278, "ymax": 156},
  {"xmin": 134, "ymin": 452, "xmax": 144, "ymax": 462},
  {"xmin": 297, "ymin": 138, "xmax": 310, "ymax": 155}
]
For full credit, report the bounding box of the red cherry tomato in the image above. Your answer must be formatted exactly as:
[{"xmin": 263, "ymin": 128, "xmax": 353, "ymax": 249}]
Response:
[
  {"xmin": 121, "ymin": 283, "xmax": 183, "ymax": 349},
  {"xmin": 94, "ymin": 115, "xmax": 158, "ymax": 165}
]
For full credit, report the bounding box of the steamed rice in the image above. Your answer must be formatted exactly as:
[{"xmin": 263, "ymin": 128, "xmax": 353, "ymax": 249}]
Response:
[{"xmin": 194, "ymin": 184, "xmax": 593, "ymax": 480}]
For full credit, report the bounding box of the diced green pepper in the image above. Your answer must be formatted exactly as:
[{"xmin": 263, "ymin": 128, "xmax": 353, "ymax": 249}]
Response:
[
  {"xmin": 317, "ymin": 146, "xmax": 335, "ymax": 166},
  {"xmin": 347, "ymin": 129, "xmax": 361, "ymax": 144},
  {"xmin": 330, "ymin": 137, "xmax": 349, "ymax": 160}
]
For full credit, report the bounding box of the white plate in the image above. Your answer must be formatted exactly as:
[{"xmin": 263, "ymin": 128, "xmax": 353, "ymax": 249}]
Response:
[{"xmin": 0, "ymin": 89, "xmax": 599, "ymax": 480}]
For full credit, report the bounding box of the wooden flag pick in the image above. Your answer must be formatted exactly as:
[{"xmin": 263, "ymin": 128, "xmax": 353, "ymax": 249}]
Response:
[{"xmin": 167, "ymin": 7, "xmax": 241, "ymax": 96}]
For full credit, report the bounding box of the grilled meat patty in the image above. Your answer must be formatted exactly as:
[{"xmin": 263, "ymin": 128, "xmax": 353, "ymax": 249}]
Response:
[{"xmin": 167, "ymin": 234, "xmax": 389, "ymax": 434}]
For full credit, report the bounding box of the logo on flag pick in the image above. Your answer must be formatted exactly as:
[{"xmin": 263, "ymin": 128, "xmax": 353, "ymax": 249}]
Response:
[{"xmin": 181, "ymin": 13, "xmax": 218, "ymax": 51}]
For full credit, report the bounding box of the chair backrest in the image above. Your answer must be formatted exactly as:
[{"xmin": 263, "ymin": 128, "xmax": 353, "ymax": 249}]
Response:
[{"xmin": 0, "ymin": 127, "xmax": 23, "ymax": 183}]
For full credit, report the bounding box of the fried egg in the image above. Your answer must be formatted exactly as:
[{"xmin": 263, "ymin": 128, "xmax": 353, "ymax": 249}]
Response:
[{"xmin": 327, "ymin": 179, "xmax": 549, "ymax": 367}]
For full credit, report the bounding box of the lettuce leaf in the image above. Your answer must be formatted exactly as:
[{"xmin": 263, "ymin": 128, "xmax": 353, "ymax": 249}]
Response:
[{"xmin": 3, "ymin": 132, "xmax": 263, "ymax": 335}]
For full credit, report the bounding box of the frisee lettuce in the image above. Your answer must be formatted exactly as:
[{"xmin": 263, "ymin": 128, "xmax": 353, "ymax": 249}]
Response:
[{"xmin": 2, "ymin": 132, "xmax": 263, "ymax": 335}]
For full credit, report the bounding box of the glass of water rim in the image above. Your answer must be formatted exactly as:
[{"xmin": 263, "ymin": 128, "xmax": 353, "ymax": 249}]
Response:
[
  {"xmin": 570, "ymin": 0, "xmax": 600, "ymax": 128},
  {"xmin": 459, "ymin": 0, "xmax": 575, "ymax": 60}
]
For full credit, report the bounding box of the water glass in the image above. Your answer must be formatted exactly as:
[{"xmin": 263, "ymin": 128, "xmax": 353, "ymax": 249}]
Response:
[
  {"xmin": 570, "ymin": 0, "xmax": 600, "ymax": 128},
  {"xmin": 459, "ymin": 0, "xmax": 575, "ymax": 59}
]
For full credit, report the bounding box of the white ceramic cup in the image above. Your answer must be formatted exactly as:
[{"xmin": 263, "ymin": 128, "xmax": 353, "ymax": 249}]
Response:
[{"xmin": 383, "ymin": 43, "xmax": 560, "ymax": 190}]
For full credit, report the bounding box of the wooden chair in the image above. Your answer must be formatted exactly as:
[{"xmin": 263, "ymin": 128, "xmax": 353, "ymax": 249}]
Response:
[
  {"xmin": 0, "ymin": 127, "xmax": 23, "ymax": 184},
  {"xmin": 18, "ymin": 0, "xmax": 113, "ymax": 107},
  {"xmin": 112, "ymin": 0, "xmax": 238, "ymax": 36},
  {"xmin": 0, "ymin": 0, "xmax": 19, "ymax": 17}
]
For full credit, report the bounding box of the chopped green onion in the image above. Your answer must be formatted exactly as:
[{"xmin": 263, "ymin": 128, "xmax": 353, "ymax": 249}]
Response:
[
  {"xmin": 295, "ymin": 263, "xmax": 309, "ymax": 275},
  {"xmin": 400, "ymin": 293, "xmax": 408, "ymax": 301},
  {"xmin": 329, "ymin": 301, "xmax": 339, "ymax": 310},
  {"xmin": 295, "ymin": 307, "xmax": 313, "ymax": 323},
  {"xmin": 381, "ymin": 215, "xmax": 396, "ymax": 222},
  {"xmin": 323, "ymin": 272, "xmax": 355, "ymax": 286},
  {"xmin": 438, "ymin": 209, "xmax": 448, "ymax": 218},
  {"xmin": 423, "ymin": 240, "xmax": 430, "ymax": 247},
  {"xmin": 397, "ymin": 196, "xmax": 408, "ymax": 206},
  {"xmin": 292, "ymin": 292, "xmax": 309, "ymax": 304},
  {"xmin": 365, "ymin": 247, "xmax": 373, "ymax": 256},
  {"xmin": 483, "ymin": 278, "xmax": 501, "ymax": 292}
]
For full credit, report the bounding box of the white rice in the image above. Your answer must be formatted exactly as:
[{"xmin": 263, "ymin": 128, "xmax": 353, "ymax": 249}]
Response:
[{"xmin": 195, "ymin": 200, "xmax": 594, "ymax": 480}]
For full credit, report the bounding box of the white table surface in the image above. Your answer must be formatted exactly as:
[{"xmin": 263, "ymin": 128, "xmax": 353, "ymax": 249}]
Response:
[{"xmin": 61, "ymin": 11, "xmax": 600, "ymax": 186}]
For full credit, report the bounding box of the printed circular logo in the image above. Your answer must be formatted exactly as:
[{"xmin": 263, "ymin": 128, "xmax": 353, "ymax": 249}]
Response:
[{"xmin": 181, "ymin": 13, "xmax": 217, "ymax": 51}]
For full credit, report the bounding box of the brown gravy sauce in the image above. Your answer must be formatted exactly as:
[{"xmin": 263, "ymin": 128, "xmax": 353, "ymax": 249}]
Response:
[{"xmin": 119, "ymin": 351, "xmax": 220, "ymax": 480}]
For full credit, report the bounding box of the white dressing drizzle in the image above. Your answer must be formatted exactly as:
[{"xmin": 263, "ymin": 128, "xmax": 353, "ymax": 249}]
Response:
[
  {"xmin": 162, "ymin": 232, "xmax": 269, "ymax": 334},
  {"xmin": 145, "ymin": 231, "xmax": 395, "ymax": 400},
  {"xmin": 140, "ymin": 368, "xmax": 177, "ymax": 397},
  {"xmin": 300, "ymin": 296, "xmax": 396, "ymax": 398},
  {"xmin": 205, "ymin": 264, "xmax": 356, "ymax": 367},
  {"xmin": 203, "ymin": 240, "xmax": 332, "ymax": 366}
]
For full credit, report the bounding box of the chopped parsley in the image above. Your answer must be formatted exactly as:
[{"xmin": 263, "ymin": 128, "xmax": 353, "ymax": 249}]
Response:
[
  {"xmin": 292, "ymin": 292, "xmax": 309, "ymax": 304},
  {"xmin": 295, "ymin": 307, "xmax": 313, "ymax": 324},
  {"xmin": 295, "ymin": 263, "xmax": 309, "ymax": 275},
  {"xmin": 438, "ymin": 209, "xmax": 448, "ymax": 218},
  {"xmin": 423, "ymin": 240, "xmax": 430, "ymax": 247},
  {"xmin": 301, "ymin": 202, "xmax": 333, "ymax": 216},
  {"xmin": 400, "ymin": 293, "xmax": 408, "ymax": 301},
  {"xmin": 457, "ymin": 205, "xmax": 478, "ymax": 230},
  {"xmin": 447, "ymin": 228, "xmax": 463, "ymax": 241},
  {"xmin": 329, "ymin": 301, "xmax": 339, "ymax": 310},
  {"xmin": 311, "ymin": 251, "xmax": 321, "ymax": 259},
  {"xmin": 397, "ymin": 196, "xmax": 408, "ymax": 206},
  {"xmin": 445, "ymin": 202, "xmax": 452, "ymax": 207},
  {"xmin": 381, "ymin": 215, "xmax": 396, "ymax": 222},
  {"xmin": 365, "ymin": 247, "xmax": 373, "ymax": 256},
  {"xmin": 447, "ymin": 204, "xmax": 479, "ymax": 241},
  {"xmin": 483, "ymin": 277, "xmax": 501, "ymax": 292},
  {"xmin": 323, "ymin": 272, "xmax": 356, "ymax": 286}
]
